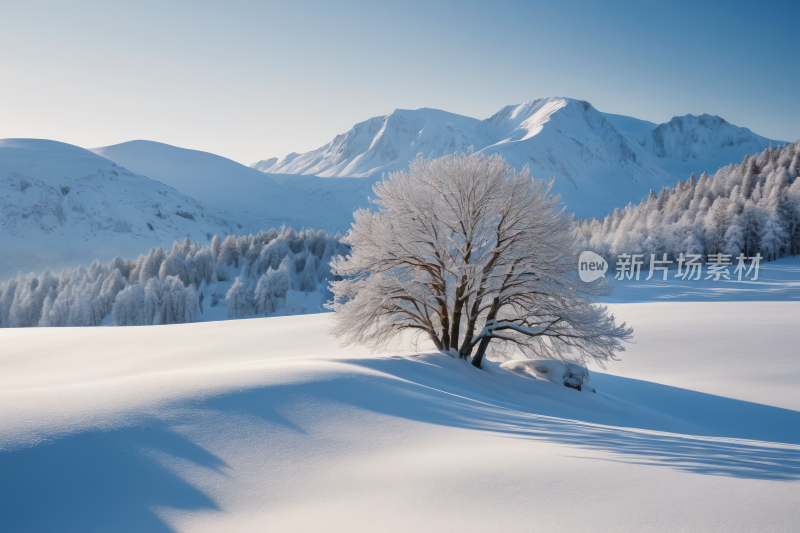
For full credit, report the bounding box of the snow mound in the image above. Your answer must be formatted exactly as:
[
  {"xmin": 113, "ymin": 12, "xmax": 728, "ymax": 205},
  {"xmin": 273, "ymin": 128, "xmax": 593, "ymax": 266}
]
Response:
[{"xmin": 501, "ymin": 359, "xmax": 596, "ymax": 392}]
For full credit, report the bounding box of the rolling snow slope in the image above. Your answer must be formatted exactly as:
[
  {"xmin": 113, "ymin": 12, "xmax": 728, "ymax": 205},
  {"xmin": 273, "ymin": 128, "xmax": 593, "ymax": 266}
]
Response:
[
  {"xmin": 0, "ymin": 140, "xmax": 340, "ymax": 280},
  {"xmin": 268, "ymin": 173, "xmax": 381, "ymax": 214},
  {"xmin": 255, "ymin": 98, "xmax": 784, "ymax": 218},
  {"xmin": 1, "ymin": 303, "xmax": 799, "ymax": 532},
  {"xmin": 92, "ymin": 141, "xmax": 352, "ymax": 229}
]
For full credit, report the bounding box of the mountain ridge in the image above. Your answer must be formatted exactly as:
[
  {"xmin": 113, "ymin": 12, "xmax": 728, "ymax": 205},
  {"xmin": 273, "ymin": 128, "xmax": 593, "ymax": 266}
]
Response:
[{"xmin": 253, "ymin": 97, "xmax": 785, "ymax": 218}]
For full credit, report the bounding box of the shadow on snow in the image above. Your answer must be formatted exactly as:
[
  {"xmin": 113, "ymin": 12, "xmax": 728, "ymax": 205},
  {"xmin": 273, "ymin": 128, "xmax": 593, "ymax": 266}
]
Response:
[{"xmin": 2, "ymin": 354, "xmax": 800, "ymax": 532}]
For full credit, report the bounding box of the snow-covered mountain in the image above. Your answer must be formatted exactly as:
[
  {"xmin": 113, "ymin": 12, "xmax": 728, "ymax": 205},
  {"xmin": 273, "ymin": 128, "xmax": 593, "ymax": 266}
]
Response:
[
  {"xmin": 474, "ymin": 98, "xmax": 674, "ymax": 217},
  {"xmin": 255, "ymin": 98, "xmax": 785, "ymax": 218},
  {"xmin": 256, "ymin": 108, "xmax": 484, "ymax": 178},
  {"xmin": 251, "ymin": 157, "xmax": 278, "ymax": 172},
  {"xmin": 0, "ymin": 140, "xmax": 347, "ymax": 280}
]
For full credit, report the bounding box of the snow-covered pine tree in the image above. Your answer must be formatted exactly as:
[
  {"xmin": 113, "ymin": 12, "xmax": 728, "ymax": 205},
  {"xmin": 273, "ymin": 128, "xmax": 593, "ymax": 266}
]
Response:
[
  {"xmin": 300, "ymin": 255, "xmax": 318, "ymax": 292},
  {"xmin": 226, "ymin": 277, "xmax": 253, "ymax": 318}
]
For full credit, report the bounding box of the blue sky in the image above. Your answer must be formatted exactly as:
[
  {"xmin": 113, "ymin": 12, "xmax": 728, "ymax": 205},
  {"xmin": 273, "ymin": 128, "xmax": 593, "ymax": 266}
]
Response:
[{"xmin": 1, "ymin": 0, "xmax": 798, "ymax": 164}]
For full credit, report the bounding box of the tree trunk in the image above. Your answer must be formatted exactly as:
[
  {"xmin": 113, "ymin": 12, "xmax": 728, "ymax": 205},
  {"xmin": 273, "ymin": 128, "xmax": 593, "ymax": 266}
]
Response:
[
  {"xmin": 470, "ymin": 294, "xmax": 502, "ymax": 368},
  {"xmin": 471, "ymin": 336, "xmax": 491, "ymax": 369},
  {"xmin": 429, "ymin": 333, "xmax": 444, "ymax": 351},
  {"xmin": 449, "ymin": 274, "xmax": 469, "ymax": 354}
]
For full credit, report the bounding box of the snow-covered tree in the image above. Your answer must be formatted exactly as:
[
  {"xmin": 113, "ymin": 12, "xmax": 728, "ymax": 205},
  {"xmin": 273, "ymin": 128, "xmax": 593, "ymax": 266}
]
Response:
[
  {"xmin": 300, "ymin": 255, "xmax": 318, "ymax": 292},
  {"xmin": 328, "ymin": 153, "xmax": 632, "ymax": 369},
  {"xmin": 112, "ymin": 284, "xmax": 146, "ymax": 326},
  {"xmin": 253, "ymin": 261, "xmax": 292, "ymax": 315},
  {"xmin": 226, "ymin": 277, "xmax": 253, "ymax": 318},
  {"xmin": 761, "ymin": 211, "xmax": 789, "ymax": 261}
]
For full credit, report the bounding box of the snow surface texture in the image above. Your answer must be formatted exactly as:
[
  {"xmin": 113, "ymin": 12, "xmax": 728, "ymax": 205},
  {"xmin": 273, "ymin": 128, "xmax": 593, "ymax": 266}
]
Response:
[
  {"xmin": 1, "ymin": 302, "xmax": 798, "ymax": 532},
  {"xmin": 0, "ymin": 140, "xmax": 353, "ymax": 280},
  {"xmin": 256, "ymin": 98, "xmax": 783, "ymax": 218}
]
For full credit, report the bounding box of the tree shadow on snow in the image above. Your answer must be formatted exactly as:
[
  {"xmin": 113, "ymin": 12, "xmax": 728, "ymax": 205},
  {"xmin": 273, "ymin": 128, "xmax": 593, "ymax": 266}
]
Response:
[
  {"xmin": 205, "ymin": 355, "xmax": 800, "ymax": 482},
  {"xmin": 3, "ymin": 354, "xmax": 800, "ymax": 532},
  {"xmin": 0, "ymin": 423, "xmax": 226, "ymax": 533}
]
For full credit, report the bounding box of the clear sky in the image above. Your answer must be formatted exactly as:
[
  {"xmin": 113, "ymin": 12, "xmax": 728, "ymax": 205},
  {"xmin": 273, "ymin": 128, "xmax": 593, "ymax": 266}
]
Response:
[{"xmin": 2, "ymin": 0, "xmax": 798, "ymax": 165}]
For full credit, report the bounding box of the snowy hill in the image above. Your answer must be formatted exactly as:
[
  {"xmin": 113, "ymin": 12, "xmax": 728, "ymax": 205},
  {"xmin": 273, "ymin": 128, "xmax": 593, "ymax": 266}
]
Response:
[
  {"xmin": 256, "ymin": 98, "xmax": 785, "ymax": 218},
  {"xmin": 91, "ymin": 141, "xmax": 352, "ymax": 229},
  {"xmin": 268, "ymin": 173, "xmax": 381, "ymax": 214},
  {"xmin": 0, "ymin": 140, "xmax": 339, "ymax": 280},
  {"xmin": 2, "ymin": 302, "xmax": 799, "ymax": 531}
]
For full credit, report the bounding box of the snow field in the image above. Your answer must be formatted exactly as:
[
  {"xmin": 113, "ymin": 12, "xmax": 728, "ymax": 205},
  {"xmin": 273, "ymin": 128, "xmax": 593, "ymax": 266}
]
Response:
[{"xmin": 1, "ymin": 302, "xmax": 799, "ymax": 532}]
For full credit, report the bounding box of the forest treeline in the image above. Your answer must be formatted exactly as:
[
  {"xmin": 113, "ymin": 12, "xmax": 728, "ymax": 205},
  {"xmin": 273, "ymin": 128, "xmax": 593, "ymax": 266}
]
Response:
[
  {"xmin": 0, "ymin": 227, "xmax": 346, "ymax": 327},
  {"xmin": 578, "ymin": 141, "xmax": 800, "ymax": 265}
]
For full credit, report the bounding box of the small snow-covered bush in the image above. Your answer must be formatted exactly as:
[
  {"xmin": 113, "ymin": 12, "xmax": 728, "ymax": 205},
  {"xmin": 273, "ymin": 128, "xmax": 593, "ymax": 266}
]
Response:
[{"xmin": 500, "ymin": 359, "xmax": 596, "ymax": 392}]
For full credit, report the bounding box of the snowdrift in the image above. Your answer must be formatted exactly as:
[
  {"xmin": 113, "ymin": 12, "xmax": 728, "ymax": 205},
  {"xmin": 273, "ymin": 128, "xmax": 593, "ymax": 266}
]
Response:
[{"xmin": 500, "ymin": 359, "xmax": 596, "ymax": 392}]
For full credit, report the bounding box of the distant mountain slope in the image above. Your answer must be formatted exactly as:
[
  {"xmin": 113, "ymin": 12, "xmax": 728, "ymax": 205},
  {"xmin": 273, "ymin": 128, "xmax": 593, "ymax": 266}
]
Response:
[
  {"xmin": 628, "ymin": 113, "xmax": 779, "ymax": 179},
  {"xmin": 255, "ymin": 98, "xmax": 785, "ymax": 218},
  {"xmin": 0, "ymin": 140, "xmax": 329, "ymax": 279},
  {"xmin": 600, "ymin": 112, "xmax": 658, "ymax": 136},
  {"xmin": 251, "ymin": 157, "xmax": 278, "ymax": 172},
  {"xmin": 92, "ymin": 140, "xmax": 351, "ymax": 229},
  {"xmin": 268, "ymin": 173, "xmax": 380, "ymax": 215}
]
